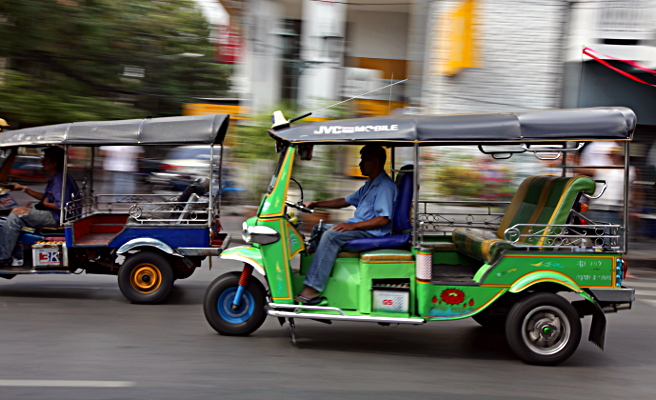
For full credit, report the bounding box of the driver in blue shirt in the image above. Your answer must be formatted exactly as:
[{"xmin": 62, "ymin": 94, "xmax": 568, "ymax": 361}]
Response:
[{"xmin": 296, "ymin": 144, "xmax": 397, "ymax": 305}]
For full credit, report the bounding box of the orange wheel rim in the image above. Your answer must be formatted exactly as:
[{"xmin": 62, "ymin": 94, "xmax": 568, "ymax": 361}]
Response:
[{"xmin": 130, "ymin": 264, "xmax": 162, "ymax": 294}]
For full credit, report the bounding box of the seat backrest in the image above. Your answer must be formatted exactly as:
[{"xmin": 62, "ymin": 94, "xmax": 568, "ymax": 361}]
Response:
[
  {"xmin": 392, "ymin": 170, "xmax": 413, "ymax": 234},
  {"xmin": 340, "ymin": 168, "xmax": 414, "ymax": 253},
  {"xmin": 177, "ymin": 180, "xmax": 207, "ymax": 203},
  {"xmin": 497, "ymin": 175, "xmax": 596, "ymax": 244}
]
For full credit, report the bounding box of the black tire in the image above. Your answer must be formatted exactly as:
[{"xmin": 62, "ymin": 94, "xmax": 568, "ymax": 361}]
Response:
[
  {"xmin": 505, "ymin": 292, "xmax": 582, "ymax": 365},
  {"xmin": 174, "ymin": 268, "xmax": 195, "ymax": 280},
  {"xmin": 471, "ymin": 309, "xmax": 506, "ymax": 331},
  {"xmin": 118, "ymin": 252, "xmax": 174, "ymax": 304},
  {"xmin": 203, "ymin": 271, "xmax": 267, "ymax": 336}
]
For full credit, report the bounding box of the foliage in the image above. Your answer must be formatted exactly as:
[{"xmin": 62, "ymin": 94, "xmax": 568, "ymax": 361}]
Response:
[
  {"xmin": 429, "ymin": 150, "xmax": 516, "ymax": 200},
  {"xmin": 0, "ymin": 0, "xmax": 230, "ymax": 126},
  {"xmin": 435, "ymin": 164, "xmax": 485, "ymax": 198},
  {"xmin": 231, "ymin": 111, "xmax": 288, "ymax": 162}
]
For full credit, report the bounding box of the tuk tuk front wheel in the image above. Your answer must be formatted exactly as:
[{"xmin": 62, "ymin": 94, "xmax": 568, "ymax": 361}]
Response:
[
  {"xmin": 505, "ymin": 292, "xmax": 581, "ymax": 366},
  {"xmin": 118, "ymin": 252, "xmax": 174, "ymax": 304},
  {"xmin": 204, "ymin": 271, "xmax": 267, "ymax": 336}
]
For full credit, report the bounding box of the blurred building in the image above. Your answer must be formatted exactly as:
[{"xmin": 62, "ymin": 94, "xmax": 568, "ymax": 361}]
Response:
[
  {"xmin": 220, "ymin": 0, "xmax": 656, "ymax": 120},
  {"xmin": 220, "ymin": 0, "xmax": 417, "ymax": 116},
  {"xmin": 215, "ymin": 0, "xmax": 656, "ymax": 234}
]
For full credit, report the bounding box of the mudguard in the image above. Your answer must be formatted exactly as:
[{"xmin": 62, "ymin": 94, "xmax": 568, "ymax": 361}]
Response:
[
  {"xmin": 510, "ymin": 270, "xmax": 582, "ymax": 294},
  {"xmin": 510, "ymin": 270, "xmax": 606, "ymax": 350},
  {"xmin": 220, "ymin": 246, "xmax": 265, "ymax": 276},
  {"xmin": 116, "ymin": 237, "xmax": 182, "ymax": 257}
]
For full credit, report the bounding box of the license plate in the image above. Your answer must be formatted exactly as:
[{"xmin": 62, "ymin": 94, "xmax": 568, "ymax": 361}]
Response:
[{"xmin": 33, "ymin": 247, "xmax": 61, "ymax": 266}]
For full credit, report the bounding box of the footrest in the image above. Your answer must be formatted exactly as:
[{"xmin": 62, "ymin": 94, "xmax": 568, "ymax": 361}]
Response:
[{"xmin": 431, "ymin": 264, "xmax": 478, "ymax": 283}]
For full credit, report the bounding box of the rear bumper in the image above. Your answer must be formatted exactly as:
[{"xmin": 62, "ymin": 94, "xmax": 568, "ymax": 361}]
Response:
[
  {"xmin": 177, "ymin": 234, "xmax": 231, "ymax": 256},
  {"xmin": 589, "ymin": 287, "xmax": 635, "ymax": 303}
]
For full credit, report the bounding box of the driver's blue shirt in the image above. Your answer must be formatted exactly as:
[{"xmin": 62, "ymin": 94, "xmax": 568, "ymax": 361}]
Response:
[
  {"xmin": 43, "ymin": 172, "xmax": 79, "ymax": 224},
  {"xmin": 345, "ymin": 172, "xmax": 397, "ymax": 237}
]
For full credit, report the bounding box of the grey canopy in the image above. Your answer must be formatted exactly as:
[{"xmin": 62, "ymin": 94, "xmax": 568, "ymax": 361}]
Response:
[
  {"xmin": 0, "ymin": 114, "xmax": 230, "ymax": 147},
  {"xmin": 269, "ymin": 107, "xmax": 636, "ymax": 145}
]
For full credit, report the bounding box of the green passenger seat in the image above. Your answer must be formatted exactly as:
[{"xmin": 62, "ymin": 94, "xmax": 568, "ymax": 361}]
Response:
[{"xmin": 451, "ymin": 175, "xmax": 596, "ymax": 263}]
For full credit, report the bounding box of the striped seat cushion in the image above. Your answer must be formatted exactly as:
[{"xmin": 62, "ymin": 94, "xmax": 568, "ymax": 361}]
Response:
[
  {"xmin": 452, "ymin": 175, "xmax": 596, "ymax": 263},
  {"xmin": 452, "ymin": 227, "xmax": 515, "ymax": 264}
]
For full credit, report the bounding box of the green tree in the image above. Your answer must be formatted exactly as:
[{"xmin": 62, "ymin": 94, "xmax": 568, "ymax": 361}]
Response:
[{"xmin": 0, "ymin": 0, "xmax": 230, "ymax": 126}]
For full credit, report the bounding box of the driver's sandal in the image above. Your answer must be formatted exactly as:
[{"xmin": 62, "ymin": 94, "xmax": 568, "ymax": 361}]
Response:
[{"xmin": 294, "ymin": 295, "xmax": 327, "ymax": 306}]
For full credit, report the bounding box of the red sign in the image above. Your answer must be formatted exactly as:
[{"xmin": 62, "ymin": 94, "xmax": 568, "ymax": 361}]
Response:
[{"xmin": 215, "ymin": 24, "xmax": 242, "ymax": 64}]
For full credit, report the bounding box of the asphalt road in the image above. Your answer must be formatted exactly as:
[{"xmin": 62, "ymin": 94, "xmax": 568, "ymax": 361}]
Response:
[
  {"xmin": 3, "ymin": 185, "xmax": 656, "ymax": 399},
  {"xmin": 1, "ymin": 257, "xmax": 656, "ymax": 400}
]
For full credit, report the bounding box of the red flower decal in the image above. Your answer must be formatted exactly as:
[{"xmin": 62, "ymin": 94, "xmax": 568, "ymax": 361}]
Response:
[
  {"xmin": 432, "ymin": 295, "xmax": 438, "ymax": 304},
  {"xmin": 468, "ymin": 299, "xmax": 474, "ymax": 307},
  {"xmin": 441, "ymin": 288, "xmax": 465, "ymax": 305}
]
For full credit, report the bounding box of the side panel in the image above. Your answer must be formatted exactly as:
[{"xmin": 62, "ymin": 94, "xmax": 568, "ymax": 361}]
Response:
[
  {"xmin": 315, "ymin": 258, "xmax": 361, "ymax": 311},
  {"xmin": 259, "ymin": 218, "xmax": 299, "ymax": 304},
  {"xmin": 417, "ymin": 282, "xmax": 507, "ymax": 320},
  {"xmin": 108, "ymin": 226, "xmax": 210, "ymax": 248},
  {"xmin": 481, "ymin": 253, "xmax": 618, "ymax": 289}
]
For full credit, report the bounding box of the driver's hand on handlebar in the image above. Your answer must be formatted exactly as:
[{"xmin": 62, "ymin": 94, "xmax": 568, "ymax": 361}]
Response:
[
  {"xmin": 303, "ymin": 201, "xmax": 319, "ymax": 209},
  {"xmin": 10, "ymin": 183, "xmax": 25, "ymax": 191}
]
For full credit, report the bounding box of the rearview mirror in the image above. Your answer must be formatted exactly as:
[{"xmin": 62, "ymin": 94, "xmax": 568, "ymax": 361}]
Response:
[{"xmin": 298, "ymin": 145, "xmax": 313, "ymax": 160}]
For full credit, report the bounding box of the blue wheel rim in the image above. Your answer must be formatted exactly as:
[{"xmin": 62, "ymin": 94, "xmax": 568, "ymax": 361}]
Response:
[{"xmin": 217, "ymin": 287, "xmax": 255, "ymax": 324}]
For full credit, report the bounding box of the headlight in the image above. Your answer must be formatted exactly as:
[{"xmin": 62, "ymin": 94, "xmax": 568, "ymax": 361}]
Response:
[
  {"xmin": 241, "ymin": 221, "xmax": 251, "ymax": 243},
  {"xmin": 242, "ymin": 224, "xmax": 280, "ymax": 245}
]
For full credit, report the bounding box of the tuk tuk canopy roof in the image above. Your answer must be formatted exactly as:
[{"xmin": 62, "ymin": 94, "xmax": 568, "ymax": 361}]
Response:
[
  {"xmin": 269, "ymin": 107, "xmax": 636, "ymax": 145},
  {"xmin": 0, "ymin": 114, "xmax": 230, "ymax": 147}
]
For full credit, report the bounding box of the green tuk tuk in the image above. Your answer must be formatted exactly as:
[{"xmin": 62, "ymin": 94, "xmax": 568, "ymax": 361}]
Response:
[{"xmin": 204, "ymin": 107, "xmax": 636, "ymax": 365}]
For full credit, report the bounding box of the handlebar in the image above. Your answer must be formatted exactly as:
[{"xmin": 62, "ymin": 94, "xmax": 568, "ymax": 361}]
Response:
[
  {"xmin": 0, "ymin": 183, "xmax": 13, "ymax": 189},
  {"xmin": 285, "ymin": 200, "xmax": 315, "ymax": 214}
]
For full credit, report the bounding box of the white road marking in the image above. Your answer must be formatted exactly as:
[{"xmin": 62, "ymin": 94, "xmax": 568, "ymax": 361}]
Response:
[{"xmin": 0, "ymin": 380, "xmax": 135, "ymax": 388}]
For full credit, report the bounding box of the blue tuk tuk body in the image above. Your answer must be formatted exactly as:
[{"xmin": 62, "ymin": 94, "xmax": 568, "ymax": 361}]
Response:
[{"xmin": 0, "ymin": 114, "xmax": 231, "ymax": 304}]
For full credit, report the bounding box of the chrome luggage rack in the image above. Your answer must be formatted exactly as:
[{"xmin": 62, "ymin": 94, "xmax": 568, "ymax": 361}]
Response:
[
  {"xmin": 502, "ymin": 223, "xmax": 621, "ymax": 251},
  {"xmin": 414, "ymin": 200, "xmax": 624, "ymax": 252},
  {"xmin": 64, "ymin": 193, "xmax": 210, "ymax": 224}
]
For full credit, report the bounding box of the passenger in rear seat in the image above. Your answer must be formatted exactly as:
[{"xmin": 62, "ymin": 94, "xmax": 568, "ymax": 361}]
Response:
[{"xmin": 0, "ymin": 147, "xmax": 79, "ymax": 267}]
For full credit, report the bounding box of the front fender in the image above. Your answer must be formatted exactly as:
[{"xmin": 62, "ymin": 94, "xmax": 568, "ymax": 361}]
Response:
[
  {"xmin": 510, "ymin": 270, "xmax": 582, "ymax": 294},
  {"xmin": 220, "ymin": 246, "xmax": 265, "ymax": 276},
  {"xmin": 116, "ymin": 238, "xmax": 182, "ymax": 257}
]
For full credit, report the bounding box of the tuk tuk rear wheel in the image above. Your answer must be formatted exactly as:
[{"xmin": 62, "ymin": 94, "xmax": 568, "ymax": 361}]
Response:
[
  {"xmin": 204, "ymin": 272, "xmax": 267, "ymax": 336},
  {"xmin": 505, "ymin": 292, "xmax": 581, "ymax": 365},
  {"xmin": 118, "ymin": 252, "xmax": 174, "ymax": 304}
]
